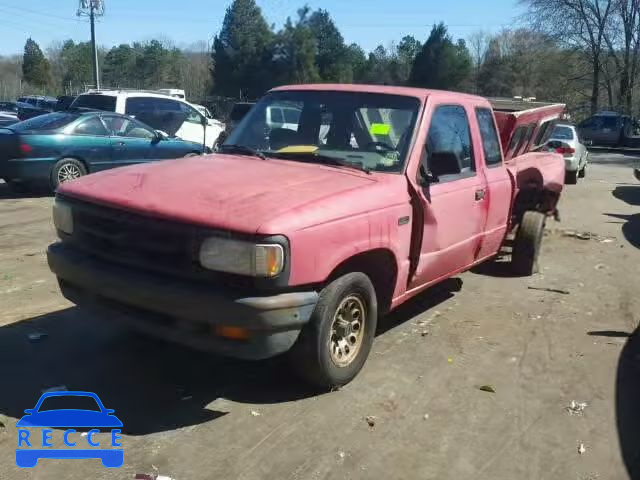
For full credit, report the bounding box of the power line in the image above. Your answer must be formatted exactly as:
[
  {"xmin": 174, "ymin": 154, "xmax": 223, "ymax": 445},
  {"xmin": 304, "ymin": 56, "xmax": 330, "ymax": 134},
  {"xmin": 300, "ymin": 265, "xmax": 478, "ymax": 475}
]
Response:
[{"xmin": 0, "ymin": 2, "xmax": 83, "ymax": 22}]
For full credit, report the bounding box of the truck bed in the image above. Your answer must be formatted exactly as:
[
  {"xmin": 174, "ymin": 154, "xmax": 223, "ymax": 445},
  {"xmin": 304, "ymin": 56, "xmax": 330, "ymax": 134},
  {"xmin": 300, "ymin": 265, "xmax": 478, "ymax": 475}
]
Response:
[{"xmin": 491, "ymin": 100, "xmax": 567, "ymax": 218}]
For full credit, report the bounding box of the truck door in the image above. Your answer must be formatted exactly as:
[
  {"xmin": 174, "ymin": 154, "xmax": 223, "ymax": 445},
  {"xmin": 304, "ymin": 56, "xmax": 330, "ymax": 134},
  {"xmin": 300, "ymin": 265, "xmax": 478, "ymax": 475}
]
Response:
[
  {"xmin": 408, "ymin": 104, "xmax": 489, "ymax": 290},
  {"xmin": 474, "ymin": 107, "xmax": 512, "ymax": 259}
]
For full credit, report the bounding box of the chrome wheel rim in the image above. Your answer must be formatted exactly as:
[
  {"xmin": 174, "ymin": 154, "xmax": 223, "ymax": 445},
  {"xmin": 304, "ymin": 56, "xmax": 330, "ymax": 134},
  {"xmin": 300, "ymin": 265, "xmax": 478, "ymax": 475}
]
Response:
[
  {"xmin": 57, "ymin": 163, "xmax": 82, "ymax": 184},
  {"xmin": 330, "ymin": 294, "xmax": 366, "ymax": 367}
]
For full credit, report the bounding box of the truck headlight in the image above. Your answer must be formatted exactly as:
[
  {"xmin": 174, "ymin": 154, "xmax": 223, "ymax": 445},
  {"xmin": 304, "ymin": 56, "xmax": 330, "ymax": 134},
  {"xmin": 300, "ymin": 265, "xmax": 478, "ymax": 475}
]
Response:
[
  {"xmin": 199, "ymin": 237, "xmax": 284, "ymax": 277},
  {"xmin": 52, "ymin": 199, "xmax": 73, "ymax": 235}
]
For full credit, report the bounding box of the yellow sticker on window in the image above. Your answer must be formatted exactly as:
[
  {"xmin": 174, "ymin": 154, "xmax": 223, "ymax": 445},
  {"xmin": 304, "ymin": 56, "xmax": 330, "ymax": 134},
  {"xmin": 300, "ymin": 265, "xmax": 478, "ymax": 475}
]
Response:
[{"xmin": 370, "ymin": 123, "xmax": 391, "ymax": 136}]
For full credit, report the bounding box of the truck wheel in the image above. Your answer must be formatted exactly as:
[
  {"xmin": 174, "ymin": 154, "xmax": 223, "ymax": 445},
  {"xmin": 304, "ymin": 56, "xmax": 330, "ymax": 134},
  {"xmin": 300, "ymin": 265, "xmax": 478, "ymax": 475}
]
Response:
[
  {"xmin": 512, "ymin": 211, "xmax": 546, "ymax": 276},
  {"xmin": 51, "ymin": 158, "xmax": 87, "ymax": 190},
  {"xmin": 290, "ymin": 272, "xmax": 378, "ymax": 389},
  {"xmin": 565, "ymin": 170, "xmax": 578, "ymax": 184}
]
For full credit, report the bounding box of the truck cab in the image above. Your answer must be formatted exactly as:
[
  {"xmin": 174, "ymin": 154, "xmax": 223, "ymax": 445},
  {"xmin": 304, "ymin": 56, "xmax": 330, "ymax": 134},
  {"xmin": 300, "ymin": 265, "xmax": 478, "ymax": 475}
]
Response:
[{"xmin": 48, "ymin": 84, "xmax": 564, "ymax": 388}]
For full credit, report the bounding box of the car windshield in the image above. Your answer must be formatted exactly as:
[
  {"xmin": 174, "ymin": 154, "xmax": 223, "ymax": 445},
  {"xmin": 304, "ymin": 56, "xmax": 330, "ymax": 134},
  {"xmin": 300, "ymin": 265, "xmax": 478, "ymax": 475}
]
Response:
[
  {"xmin": 224, "ymin": 91, "xmax": 421, "ymax": 173},
  {"xmin": 72, "ymin": 94, "xmax": 117, "ymax": 112},
  {"xmin": 551, "ymin": 126, "xmax": 574, "ymax": 140},
  {"xmin": 37, "ymin": 395, "xmax": 101, "ymax": 412},
  {"xmin": 11, "ymin": 112, "xmax": 78, "ymax": 132}
]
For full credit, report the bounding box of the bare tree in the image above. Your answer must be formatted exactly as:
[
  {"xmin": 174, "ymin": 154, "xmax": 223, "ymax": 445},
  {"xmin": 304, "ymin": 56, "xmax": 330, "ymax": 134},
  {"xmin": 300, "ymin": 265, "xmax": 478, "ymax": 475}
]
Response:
[
  {"xmin": 603, "ymin": 0, "xmax": 640, "ymax": 112},
  {"xmin": 468, "ymin": 30, "xmax": 490, "ymax": 93},
  {"xmin": 522, "ymin": 0, "xmax": 615, "ymax": 114}
]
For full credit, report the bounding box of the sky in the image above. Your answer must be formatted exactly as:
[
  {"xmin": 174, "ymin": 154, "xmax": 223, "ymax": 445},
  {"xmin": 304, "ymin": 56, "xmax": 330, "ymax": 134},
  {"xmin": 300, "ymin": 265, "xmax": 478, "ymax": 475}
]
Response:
[{"xmin": 0, "ymin": 0, "xmax": 522, "ymax": 56}]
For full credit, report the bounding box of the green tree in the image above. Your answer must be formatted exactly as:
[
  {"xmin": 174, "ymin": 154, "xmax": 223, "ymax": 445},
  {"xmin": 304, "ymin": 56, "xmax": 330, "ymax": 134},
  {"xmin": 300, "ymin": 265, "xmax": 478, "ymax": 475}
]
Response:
[
  {"xmin": 346, "ymin": 43, "xmax": 368, "ymax": 82},
  {"xmin": 274, "ymin": 11, "xmax": 321, "ymax": 84},
  {"xmin": 306, "ymin": 9, "xmax": 351, "ymax": 82},
  {"xmin": 212, "ymin": 0, "xmax": 275, "ymax": 98},
  {"xmin": 59, "ymin": 41, "xmax": 94, "ymax": 88},
  {"xmin": 103, "ymin": 44, "xmax": 140, "ymax": 88},
  {"xmin": 409, "ymin": 23, "xmax": 472, "ymax": 90},
  {"xmin": 137, "ymin": 40, "xmax": 181, "ymax": 88},
  {"xmin": 390, "ymin": 35, "xmax": 421, "ymax": 84},
  {"xmin": 365, "ymin": 45, "xmax": 394, "ymax": 84},
  {"xmin": 22, "ymin": 38, "xmax": 52, "ymax": 88},
  {"xmin": 477, "ymin": 38, "xmax": 515, "ymax": 97}
]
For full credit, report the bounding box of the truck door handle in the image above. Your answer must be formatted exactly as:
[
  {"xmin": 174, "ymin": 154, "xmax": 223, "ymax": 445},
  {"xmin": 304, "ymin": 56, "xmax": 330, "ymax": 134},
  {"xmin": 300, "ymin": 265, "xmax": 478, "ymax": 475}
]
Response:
[
  {"xmin": 475, "ymin": 189, "xmax": 486, "ymax": 201},
  {"xmin": 116, "ymin": 141, "xmax": 125, "ymax": 146}
]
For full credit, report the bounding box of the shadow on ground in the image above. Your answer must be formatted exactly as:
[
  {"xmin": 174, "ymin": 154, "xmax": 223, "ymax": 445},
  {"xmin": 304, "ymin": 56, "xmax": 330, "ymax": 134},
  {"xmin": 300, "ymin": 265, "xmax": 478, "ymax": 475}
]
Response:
[
  {"xmin": 616, "ymin": 326, "xmax": 640, "ymax": 479},
  {"xmin": 607, "ymin": 185, "xmax": 640, "ymax": 249},
  {"xmin": 0, "ymin": 182, "xmax": 51, "ymax": 200},
  {"xmin": 0, "ymin": 281, "xmax": 460, "ymax": 436},
  {"xmin": 588, "ymin": 150, "xmax": 640, "ymax": 168}
]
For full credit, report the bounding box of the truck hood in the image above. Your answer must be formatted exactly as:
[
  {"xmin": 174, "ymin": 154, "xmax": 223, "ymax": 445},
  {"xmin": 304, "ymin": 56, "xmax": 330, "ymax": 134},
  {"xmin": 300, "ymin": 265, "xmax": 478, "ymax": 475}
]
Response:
[{"xmin": 58, "ymin": 154, "xmax": 382, "ymax": 234}]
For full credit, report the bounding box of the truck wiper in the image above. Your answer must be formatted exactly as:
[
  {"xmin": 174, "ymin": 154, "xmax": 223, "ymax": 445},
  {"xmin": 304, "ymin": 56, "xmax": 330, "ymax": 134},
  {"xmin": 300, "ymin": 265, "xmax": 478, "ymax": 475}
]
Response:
[
  {"xmin": 265, "ymin": 151, "xmax": 371, "ymax": 174},
  {"xmin": 217, "ymin": 144, "xmax": 266, "ymax": 160}
]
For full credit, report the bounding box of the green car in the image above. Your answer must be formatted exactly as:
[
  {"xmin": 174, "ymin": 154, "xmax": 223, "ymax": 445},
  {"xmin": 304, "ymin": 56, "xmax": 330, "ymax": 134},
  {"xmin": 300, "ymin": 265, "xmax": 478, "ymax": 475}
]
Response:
[{"xmin": 0, "ymin": 111, "xmax": 206, "ymax": 192}]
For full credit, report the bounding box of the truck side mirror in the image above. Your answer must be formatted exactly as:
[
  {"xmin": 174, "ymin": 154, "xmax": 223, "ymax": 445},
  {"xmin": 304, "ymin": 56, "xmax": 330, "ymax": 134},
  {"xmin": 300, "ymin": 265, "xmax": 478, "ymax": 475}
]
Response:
[{"xmin": 418, "ymin": 164, "xmax": 438, "ymax": 186}]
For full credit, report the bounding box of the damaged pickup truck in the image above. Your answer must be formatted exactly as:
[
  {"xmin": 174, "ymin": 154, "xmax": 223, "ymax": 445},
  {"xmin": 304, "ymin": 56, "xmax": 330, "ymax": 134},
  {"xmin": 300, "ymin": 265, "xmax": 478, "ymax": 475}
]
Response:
[{"xmin": 47, "ymin": 85, "xmax": 565, "ymax": 388}]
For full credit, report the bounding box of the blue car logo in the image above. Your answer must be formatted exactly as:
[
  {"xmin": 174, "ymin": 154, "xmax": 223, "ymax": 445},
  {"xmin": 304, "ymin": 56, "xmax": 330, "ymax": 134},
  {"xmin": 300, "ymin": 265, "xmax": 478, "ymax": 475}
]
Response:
[{"xmin": 16, "ymin": 391, "xmax": 123, "ymax": 468}]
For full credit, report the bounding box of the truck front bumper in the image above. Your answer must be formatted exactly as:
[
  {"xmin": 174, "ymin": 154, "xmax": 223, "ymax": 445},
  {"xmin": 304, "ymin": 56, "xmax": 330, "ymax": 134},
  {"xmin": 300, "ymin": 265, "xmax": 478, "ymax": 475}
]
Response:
[{"xmin": 47, "ymin": 242, "xmax": 318, "ymax": 360}]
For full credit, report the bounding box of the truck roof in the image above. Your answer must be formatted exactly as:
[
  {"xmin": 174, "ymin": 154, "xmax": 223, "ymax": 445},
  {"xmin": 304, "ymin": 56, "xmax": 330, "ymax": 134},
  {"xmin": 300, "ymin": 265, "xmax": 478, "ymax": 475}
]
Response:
[{"xmin": 271, "ymin": 84, "xmax": 489, "ymax": 103}]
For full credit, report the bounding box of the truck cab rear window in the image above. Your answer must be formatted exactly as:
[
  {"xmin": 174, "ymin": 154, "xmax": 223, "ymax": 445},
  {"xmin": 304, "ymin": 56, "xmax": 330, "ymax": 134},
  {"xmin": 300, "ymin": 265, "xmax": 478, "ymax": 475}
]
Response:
[{"xmin": 476, "ymin": 107, "xmax": 503, "ymax": 166}]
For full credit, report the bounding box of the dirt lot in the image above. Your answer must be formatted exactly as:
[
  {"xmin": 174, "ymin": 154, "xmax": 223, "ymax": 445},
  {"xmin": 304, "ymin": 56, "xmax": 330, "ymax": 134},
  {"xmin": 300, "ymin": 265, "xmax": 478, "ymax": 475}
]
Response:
[{"xmin": 0, "ymin": 153, "xmax": 639, "ymax": 480}]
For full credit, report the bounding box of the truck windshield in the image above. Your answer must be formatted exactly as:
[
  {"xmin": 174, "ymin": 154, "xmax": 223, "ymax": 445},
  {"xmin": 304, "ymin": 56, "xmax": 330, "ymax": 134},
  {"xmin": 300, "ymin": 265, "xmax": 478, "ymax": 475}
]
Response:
[{"xmin": 224, "ymin": 91, "xmax": 421, "ymax": 173}]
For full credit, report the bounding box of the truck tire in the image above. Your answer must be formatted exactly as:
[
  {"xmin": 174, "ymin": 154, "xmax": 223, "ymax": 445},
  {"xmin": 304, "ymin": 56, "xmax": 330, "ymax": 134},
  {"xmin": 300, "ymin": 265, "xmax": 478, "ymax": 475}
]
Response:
[
  {"xmin": 565, "ymin": 170, "xmax": 578, "ymax": 184},
  {"xmin": 290, "ymin": 272, "xmax": 378, "ymax": 389},
  {"xmin": 512, "ymin": 211, "xmax": 546, "ymax": 276},
  {"xmin": 51, "ymin": 158, "xmax": 87, "ymax": 190}
]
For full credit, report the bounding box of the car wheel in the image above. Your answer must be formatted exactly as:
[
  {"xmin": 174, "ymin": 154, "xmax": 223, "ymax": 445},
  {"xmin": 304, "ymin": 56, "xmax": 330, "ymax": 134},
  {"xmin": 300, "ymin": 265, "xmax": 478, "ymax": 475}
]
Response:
[
  {"xmin": 565, "ymin": 170, "xmax": 578, "ymax": 184},
  {"xmin": 289, "ymin": 272, "xmax": 378, "ymax": 389},
  {"xmin": 578, "ymin": 164, "xmax": 586, "ymax": 178},
  {"xmin": 512, "ymin": 211, "xmax": 546, "ymax": 276},
  {"xmin": 51, "ymin": 158, "xmax": 87, "ymax": 190}
]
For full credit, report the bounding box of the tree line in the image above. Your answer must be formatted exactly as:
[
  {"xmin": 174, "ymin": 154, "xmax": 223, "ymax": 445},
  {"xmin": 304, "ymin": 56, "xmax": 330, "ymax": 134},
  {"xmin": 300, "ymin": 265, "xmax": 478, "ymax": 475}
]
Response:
[{"xmin": 3, "ymin": 0, "xmax": 640, "ymax": 118}]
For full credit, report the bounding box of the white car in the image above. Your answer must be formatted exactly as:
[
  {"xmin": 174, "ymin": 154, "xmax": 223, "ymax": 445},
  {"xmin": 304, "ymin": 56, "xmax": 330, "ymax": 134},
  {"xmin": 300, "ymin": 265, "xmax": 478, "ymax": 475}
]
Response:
[
  {"xmin": 70, "ymin": 90, "xmax": 225, "ymax": 150},
  {"xmin": 547, "ymin": 123, "xmax": 588, "ymax": 184}
]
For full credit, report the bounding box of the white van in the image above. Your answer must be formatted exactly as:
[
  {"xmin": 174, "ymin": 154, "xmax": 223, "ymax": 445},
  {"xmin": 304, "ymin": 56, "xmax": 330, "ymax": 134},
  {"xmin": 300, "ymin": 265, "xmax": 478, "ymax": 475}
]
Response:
[
  {"xmin": 157, "ymin": 88, "xmax": 186, "ymax": 100},
  {"xmin": 70, "ymin": 90, "xmax": 225, "ymax": 149}
]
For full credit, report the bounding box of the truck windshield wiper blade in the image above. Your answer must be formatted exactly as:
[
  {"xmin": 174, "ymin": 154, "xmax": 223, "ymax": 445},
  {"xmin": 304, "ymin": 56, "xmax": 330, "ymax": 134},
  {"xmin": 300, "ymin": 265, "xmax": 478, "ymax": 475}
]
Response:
[
  {"xmin": 217, "ymin": 144, "xmax": 266, "ymax": 160},
  {"xmin": 265, "ymin": 151, "xmax": 371, "ymax": 174}
]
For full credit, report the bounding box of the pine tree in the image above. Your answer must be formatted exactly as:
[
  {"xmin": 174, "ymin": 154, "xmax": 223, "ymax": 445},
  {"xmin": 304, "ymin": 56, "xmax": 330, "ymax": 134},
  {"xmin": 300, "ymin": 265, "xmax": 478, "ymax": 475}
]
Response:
[
  {"xmin": 22, "ymin": 38, "xmax": 52, "ymax": 88},
  {"xmin": 409, "ymin": 23, "xmax": 471, "ymax": 90},
  {"xmin": 211, "ymin": 0, "xmax": 274, "ymax": 98}
]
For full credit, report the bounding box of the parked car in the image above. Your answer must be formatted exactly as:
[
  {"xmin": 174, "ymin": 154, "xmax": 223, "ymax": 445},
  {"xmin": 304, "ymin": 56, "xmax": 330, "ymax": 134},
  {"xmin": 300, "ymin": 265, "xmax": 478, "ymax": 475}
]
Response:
[
  {"xmin": 17, "ymin": 96, "xmax": 58, "ymax": 121},
  {"xmin": 545, "ymin": 123, "xmax": 588, "ymax": 184},
  {"xmin": 578, "ymin": 112, "xmax": 632, "ymax": 147},
  {"xmin": 634, "ymin": 168, "xmax": 640, "ymax": 181},
  {"xmin": 0, "ymin": 111, "xmax": 204, "ymax": 192},
  {"xmin": 0, "ymin": 112, "xmax": 17, "ymax": 128},
  {"xmin": 70, "ymin": 90, "xmax": 224, "ymax": 150},
  {"xmin": 55, "ymin": 95, "xmax": 77, "ymax": 111},
  {"xmin": 0, "ymin": 101, "xmax": 18, "ymax": 114},
  {"xmin": 47, "ymin": 84, "xmax": 565, "ymax": 388}
]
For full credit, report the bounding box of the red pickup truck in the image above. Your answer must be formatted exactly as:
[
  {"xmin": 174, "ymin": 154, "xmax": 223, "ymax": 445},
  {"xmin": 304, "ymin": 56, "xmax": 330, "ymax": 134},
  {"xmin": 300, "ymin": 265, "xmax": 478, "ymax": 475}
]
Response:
[{"xmin": 47, "ymin": 85, "xmax": 565, "ymax": 388}]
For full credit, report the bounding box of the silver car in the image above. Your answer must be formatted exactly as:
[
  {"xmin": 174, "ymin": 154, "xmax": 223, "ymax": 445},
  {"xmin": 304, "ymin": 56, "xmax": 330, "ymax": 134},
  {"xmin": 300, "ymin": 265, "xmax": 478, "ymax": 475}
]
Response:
[{"xmin": 547, "ymin": 123, "xmax": 588, "ymax": 184}]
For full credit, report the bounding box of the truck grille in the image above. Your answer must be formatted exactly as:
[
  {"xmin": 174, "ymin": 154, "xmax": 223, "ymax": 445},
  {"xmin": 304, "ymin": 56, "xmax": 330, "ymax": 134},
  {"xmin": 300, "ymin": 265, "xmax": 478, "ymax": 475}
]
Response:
[{"xmin": 65, "ymin": 198, "xmax": 253, "ymax": 288}]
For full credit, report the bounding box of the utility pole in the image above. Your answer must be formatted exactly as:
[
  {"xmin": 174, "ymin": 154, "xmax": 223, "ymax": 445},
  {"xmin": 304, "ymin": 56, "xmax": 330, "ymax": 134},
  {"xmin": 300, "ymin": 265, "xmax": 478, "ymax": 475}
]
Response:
[{"xmin": 77, "ymin": 0, "xmax": 105, "ymax": 89}]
